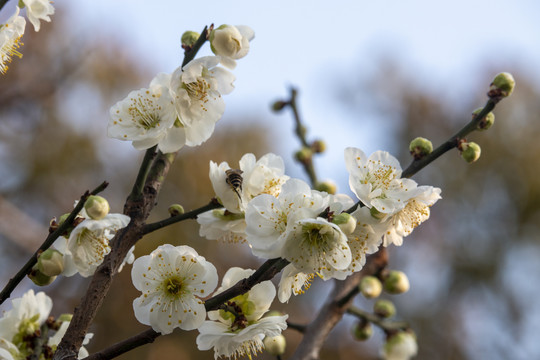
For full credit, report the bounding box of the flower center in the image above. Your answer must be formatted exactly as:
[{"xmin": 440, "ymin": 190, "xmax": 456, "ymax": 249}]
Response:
[
  {"xmin": 164, "ymin": 278, "xmax": 183, "ymax": 295},
  {"xmin": 301, "ymin": 223, "xmax": 332, "ymax": 248},
  {"xmin": 364, "ymin": 161, "xmax": 398, "ymax": 191},
  {"xmin": 0, "ymin": 33, "xmax": 24, "ymax": 74},
  {"xmin": 128, "ymin": 93, "xmax": 162, "ymax": 130},
  {"xmin": 183, "ymin": 78, "xmax": 210, "ymax": 104}
]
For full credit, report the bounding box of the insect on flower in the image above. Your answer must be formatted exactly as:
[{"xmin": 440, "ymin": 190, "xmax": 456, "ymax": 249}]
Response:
[{"xmin": 225, "ymin": 169, "xmax": 244, "ymax": 199}]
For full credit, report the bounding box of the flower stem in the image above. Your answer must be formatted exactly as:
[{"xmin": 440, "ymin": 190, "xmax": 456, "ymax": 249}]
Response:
[
  {"xmin": 346, "ymin": 306, "xmax": 409, "ymax": 333},
  {"xmin": 129, "ymin": 146, "xmax": 157, "ymax": 200}
]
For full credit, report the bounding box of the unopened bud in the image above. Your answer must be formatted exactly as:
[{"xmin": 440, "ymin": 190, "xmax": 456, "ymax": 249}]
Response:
[
  {"xmin": 352, "ymin": 321, "xmax": 373, "ymax": 341},
  {"xmin": 460, "ymin": 142, "xmax": 481, "ymax": 163},
  {"xmin": 383, "ymin": 270, "xmax": 410, "ymax": 294},
  {"xmin": 263, "ymin": 334, "xmax": 286, "ymax": 356},
  {"xmin": 360, "ymin": 276, "xmax": 383, "ymax": 299},
  {"xmin": 311, "ymin": 139, "xmax": 326, "ymax": 153},
  {"xmin": 181, "ymin": 31, "xmax": 200, "ymax": 49},
  {"xmin": 332, "ymin": 213, "xmax": 356, "ymax": 235},
  {"xmin": 294, "ymin": 147, "xmax": 312, "ymax": 163},
  {"xmin": 383, "ymin": 331, "xmax": 418, "ymax": 360},
  {"xmin": 315, "ymin": 181, "xmax": 337, "ymax": 195},
  {"xmin": 28, "ymin": 265, "xmax": 56, "ymax": 286},
  {"xmin": 84, "ymin": 195, "xmax": 110, "ymax": 220},
  {"xmin": 57, "ymin": 213, "xmax": 71, "ymax": 226},
  {"xmin": 473, "ymin": 108, "xmax": 495, "ymax": 131},
  {"xmin": 374, "ymin": 299, "xmax": 396, "ymax": 318},
  {"xmin": 37, "ymin": 249, "xmax": 64, "ymax": 277},
  {"xmin": 168, "ymin": 204, "xmax": 185, "ymax": 217},
  {"xmin": 409, "ymin": 137, "xmax": 433, "ymax": 159},
  {"xmin": 271, "ymin": 100, "xmax": 288, "ymax": 112},
  {"xmin": 489, "ymin": 72, "xmax": 515, "ymax": 98}
]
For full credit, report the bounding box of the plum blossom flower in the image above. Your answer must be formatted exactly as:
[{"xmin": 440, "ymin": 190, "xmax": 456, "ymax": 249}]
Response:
[
  {"xmin": 108, "ymin": 73, "xmax": 179, "ymax": 152},
  {"xmin": 0, "ymin": 290, "xmax": 52, "ymax": 341},
  {"xmin": 277, "ymin": 264, "xmax": 315, "ymax": 303},
  {"xmin": 131, "ymin": 244, "xmax": 218, "ymax": 334},
  {"xmin": 0, "ymin": 7, "xmax": 26, "ymax": 75},
  {"xmin": 345, "ymin": 147, "xmax": 418, "ymax": 215},
  {"xmin": 198, "ymin": 153, "xmax": 289, "ymax": 243},
  {"xmin": 196, "ymin": 267, "xmax": 287, "ymax": 359},
  {"xmin": 210, "ymin": 25, "xmax": 254, "ymax": 69},
  {"xmin": 169, "ymin": 56, "xmax": 235, "ymax": 147},
  {"xmin": 21, "ymin": 0, "xmax": 54, "ymax": 32}
]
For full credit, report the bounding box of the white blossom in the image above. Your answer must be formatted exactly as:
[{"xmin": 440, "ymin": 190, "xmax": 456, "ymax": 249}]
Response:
[
  {"xmin": 196, "ymin": 268, "xmax": 287, "ymax": 359},
  {"xmin": 108, "ymin": 73, "xmax": 179, "ymax": 152},
  {"xmin": 0, "ymin": 7, "xmax": 25, "ymax": 75},
  {"xmin": 277, "ymin": 264, "xmax": 314, "ymax": 303},
  {"xmin": 345, "ymin": 147, "xmax": 418, "ymax": 215},
  {"xmin": 210, "ymin": 25, "xmax": 254, "ymax": 69},
  {"xmin": 197, "ymin": 209, "xmax": 247, "ymax": 243},
  {"xmin": 131, "ymin": 244, "xmax": 218, "ymax": 334},
  {"xmin": 169, "ymin": 56, "xmax": 235, "ymax": 147},
  {"xmin": 0, "ymin": 290, "xmax": 52, "ymax": 341},
  {"xmin": 22, "ymin": 0, "xmax": 54, "ymax": 32}
]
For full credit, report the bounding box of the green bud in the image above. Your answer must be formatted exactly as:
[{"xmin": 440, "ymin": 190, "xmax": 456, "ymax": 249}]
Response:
[
  {"xmin": 360, "ymin": 276, "xmax": 383, "ymax": 299},
  {"xmin": 57, "ymin": 213, "xmax": 71, "ymax": 226},
  {"xmin": 315, "ymin": 181, "xmax": 337, "ymax": 195},
  {"xmin": 352, "ymin": 321, "xmax": 373, "ymax": 341},
  {"xmin": 461, "ymin": 142, "xmax": 481, "ymax": 163},
  {"xmin": 168, "ymin": 204, "xmax": 185, "ymax": 217},
  {"xmin": 181, "ymin": 31, "xmax": 200, "ymax": 49},
  {"xmin": 37, "ymin": 249, "xmax": 64, "ymax": 277},
  {"xmin": 383, "ymin": 270, "xmax": 410, "ymax": 294},
  {"xmin": 373, "ymin": 299, "xmax": 396, "ymax": 318},
  {"xmin": 28, "ymin": 265, "xmax": 56, "ymax": 286},
  {"xmin": 383, "ymin": 331, "xmax": 418, "ymax": 359},
  {"xmin": 409, "ymin": 137, "xmax": 433, "ymax": 159},
  {"xmin": 489, "ymin": 72, "xmax": 515, "ymax": 98},
  {"xmin": 311, "ymin": 139, "xmax": 326, "ymax": 153},
  {"xmin": 472, "ymin": 108, "xmax": 495, "ymax": 131},
  {"xmin": 271, "ymin": 100, "xmax": 288, "ymax": 112},
  {"xmin": 263, "ymin": 334, "xmax": 286, "ymax": 356},
  {"xmin": 294, "ymin": 147, "xmax": 313, "ymax": 163},
  {"xmin": 84, "ymin": 195, "xmax": 110, "ymax": 220},
  {"xmin": 332, "ymin": 213, "xmax": 356, "ymax": 235}
]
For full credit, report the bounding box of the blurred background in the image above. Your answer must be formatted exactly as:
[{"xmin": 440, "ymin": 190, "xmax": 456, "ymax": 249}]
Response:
[{"xmin": 1, "ymin": 1, "xmax": 540, "ymax": 359}]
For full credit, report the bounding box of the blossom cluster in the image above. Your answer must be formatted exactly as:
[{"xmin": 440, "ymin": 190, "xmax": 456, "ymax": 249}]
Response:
[
  {"xmin": 0, "ymin": 0, "xmax": 54, "ymax": 74},
  {"xmin": 0, "ymin": 290, "xmax": 91, "ymax": 360},
  {"xmin": 197, "ymin": 148, "xmax": 441, "ymax": 302}
]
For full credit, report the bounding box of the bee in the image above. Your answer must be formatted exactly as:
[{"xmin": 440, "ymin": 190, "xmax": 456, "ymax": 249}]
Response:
[{"xmin": 225, "ymin": 169, "xmax": 244, "ymax": 199}]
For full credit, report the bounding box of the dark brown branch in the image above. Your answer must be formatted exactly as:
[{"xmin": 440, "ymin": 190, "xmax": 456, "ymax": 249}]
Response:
[
  {"xmin": 142, "ymin": 198, "xmax": 222, "ymax": 235},
  {"xmin": 0, "ymin": 181, "xmax": 109, "ymax": 305},
  {"xmin": 85, "ymin": 258, "xmax": 290, "ymax": 360}
]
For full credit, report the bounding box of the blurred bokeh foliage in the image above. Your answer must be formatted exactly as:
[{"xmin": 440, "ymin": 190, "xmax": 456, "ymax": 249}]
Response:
[{"xmin": 1, "ymin": 6, "xmax": 540, "ymax": 360}]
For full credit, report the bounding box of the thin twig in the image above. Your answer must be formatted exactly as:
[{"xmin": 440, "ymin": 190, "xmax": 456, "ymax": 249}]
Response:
[
  {"xmin": 129, "ymin": 146, "xmax": 157, "ymax": 200},
  {"xmin": 142, "ymin": 198, "xmax": 222, "ymax": 235},
  {"xmin": 0, "ymin": 181, "xmax": 109, "ymax": 305},
  {"xmin": 346, "ymin": 306, "xmax": 409, "ymax": 333}
]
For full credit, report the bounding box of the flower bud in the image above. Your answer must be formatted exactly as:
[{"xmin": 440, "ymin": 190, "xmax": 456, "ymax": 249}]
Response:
[
  {"xmin": 37, "ymin": 249, "xmax": 64, "ymax": 277},
  {"xmin": 352, "ymin": 321, "xmax": 373, "ymax": 341},
  {"xmin": 383, "ymin": 270, "xmax": 410, "ymax": 294},
  {"xmin": 472, "ymin": 108, "xmax": 495, "ymax": 131},
  {"xmin": 315, "ymin": 181, "xmax": 337, "ymax": 195},
  {"xmin": 311, "ymin": 139, "xmax": 326, "ymax": 153},
  {"xmin": 382, "ymin": 331, "xmax": 418, "ymax": 360},
  {"xmin": 332, "ymin": 213, "xmax": 356, "ymax": 235},
  {"xmin": 210, "ymin": 25, "xmax": 252, "ymax": 60},
  {"xmin": 409, "ymin": 137, "xmax": 433, "ymax": 159},
  {"xmin": 84, "ymin": 195, "xmax": 110, "ymax": 220},
  {"xmin": 460, "ymin": 142, "xmax": 481, "ymax": 163},
  {"xmin": 360, "ymin": 276, "xmax": 383, "ymax": 299},
  {"xmin": 181, "ymin": 31, "xmax": 200, "ymax": 49},
  {"xmin": 489, "ymin": 72, "xmax": 515, "ymax": 98},
  {"xmin": 374, "ymin": 299, "xmax": 396, "ymax": 318},
  {"xmin": 271, "ymin": 100, "xmax": 288, "ymax": 112},
  {"xmin": 57, "ymin": 213, "xmax": 71, "ymax": 226},
  {"xmin": 294, "ymin": 147, "xmax": 313, "ymax": 163},
  {"xmin": 28, "ymin": 265, "xmax": 56, "ymax": 286},
  {"xmin": 264, "ymin": 334, "xmax": 286, "ymax": 356},
  {"xmin": 168, "ymin": 204, "xmax": 185, "ymax": 217}
]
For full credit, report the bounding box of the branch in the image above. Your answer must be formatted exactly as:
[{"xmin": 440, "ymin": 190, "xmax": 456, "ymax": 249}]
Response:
[
  {"xmin": 401, "ymin": 98, "xmax": 496, "ymax": 178},
  {"xmin": 0, "ymin": 181, "xmax": 109, "ymax": 305},
  {"xmin": 346, "ymin": 307, "xmax": 409, "ymax": 333},
  {"xmin": 142, "ymin": 198, "xmax": 222, "ymax": 235},
  {"xmin": 290, "ymin": 248, "xmax": 387, "ymax": 360},
  {"xmin": 128, "ymin": 146, "xmax": 157, "ymax": 200},
  {"xmin": 85, "ymin": 258, "xmax": 290, "ymax": 360}
]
